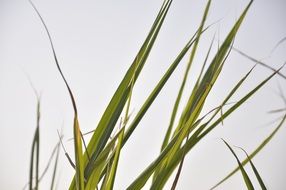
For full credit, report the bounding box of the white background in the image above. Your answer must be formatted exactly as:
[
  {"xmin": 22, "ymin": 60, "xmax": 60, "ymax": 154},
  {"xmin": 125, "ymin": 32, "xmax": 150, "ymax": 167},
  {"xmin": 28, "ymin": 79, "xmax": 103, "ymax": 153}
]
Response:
[{"xmin": 0, "ymin": 0, "xmax": 286, "ymax": 189}]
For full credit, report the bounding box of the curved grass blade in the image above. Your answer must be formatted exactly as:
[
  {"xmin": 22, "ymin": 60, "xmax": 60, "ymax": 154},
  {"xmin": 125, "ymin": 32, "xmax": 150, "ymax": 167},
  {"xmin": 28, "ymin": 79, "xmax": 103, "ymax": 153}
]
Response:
[
  {"xmin": 28, "ymin": 1, "xmax": 85, "ymax": 188},
  {"xmin": 222, "ymin": 139, "xmax": 254, "ymax": 190},
  {"xmin": 210, "ymin": 114, "xmax": 286, "ymax": 189},
  {"xmin": 236, "ymin": 146, "xmax": 267, "ymax": 190}
]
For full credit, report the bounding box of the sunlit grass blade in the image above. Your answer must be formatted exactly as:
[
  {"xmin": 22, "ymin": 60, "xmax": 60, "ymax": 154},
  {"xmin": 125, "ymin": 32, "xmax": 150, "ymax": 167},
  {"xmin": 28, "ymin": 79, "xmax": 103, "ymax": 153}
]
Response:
[
  {"xmin": 236, "ymin": 146, "xmax": 267, "ymax": 190},
  {"xmin": 210, "ymin": 113, "xmax": 286, "ymax": 189},
  {"xmin": 84, "ymin": 128, "xmax": 123, "ymax": 189},
  {"xmin": 100, "ymin": 128, "xmax": 124, "ymax": 190},
  {"xmin": 160, "ymin": 0, "xmax": 212, "ymax": 151},
  {"xmin": 222, "ymin": 139, "xmax": 254, "ymax": 190},
  {"xmin": 153, "ymin": 0, "xmax": 212, "ymax": 184}
]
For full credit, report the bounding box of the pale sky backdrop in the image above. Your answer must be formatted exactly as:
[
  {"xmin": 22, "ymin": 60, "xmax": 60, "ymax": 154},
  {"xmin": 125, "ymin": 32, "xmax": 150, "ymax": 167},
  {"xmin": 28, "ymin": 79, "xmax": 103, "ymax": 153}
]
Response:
[{"xmin": 0, "ymin": 0, "xmax": 286, "ymax": 189}]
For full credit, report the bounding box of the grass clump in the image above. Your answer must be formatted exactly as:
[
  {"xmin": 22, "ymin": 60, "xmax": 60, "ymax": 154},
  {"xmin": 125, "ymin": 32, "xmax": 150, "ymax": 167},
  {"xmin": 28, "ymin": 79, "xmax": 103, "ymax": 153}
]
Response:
[{"xmin": 25, "ymin": 0, "xmax": 285, "ymax": 189}]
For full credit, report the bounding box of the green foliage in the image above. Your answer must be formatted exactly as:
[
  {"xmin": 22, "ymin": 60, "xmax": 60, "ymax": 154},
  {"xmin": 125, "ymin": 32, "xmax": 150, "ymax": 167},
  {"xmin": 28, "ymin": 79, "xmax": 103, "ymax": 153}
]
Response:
[{"xmin": 25, "ymin": 0, "xmax": 286, "ymax": 189}]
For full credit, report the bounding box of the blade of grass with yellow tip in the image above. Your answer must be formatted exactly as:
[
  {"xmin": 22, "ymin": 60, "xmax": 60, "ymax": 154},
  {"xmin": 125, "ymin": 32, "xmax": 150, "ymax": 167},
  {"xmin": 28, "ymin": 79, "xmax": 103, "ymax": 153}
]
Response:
[{"xmin": 222, "ymin": 139, "xmax": 254, "ymax": 190}]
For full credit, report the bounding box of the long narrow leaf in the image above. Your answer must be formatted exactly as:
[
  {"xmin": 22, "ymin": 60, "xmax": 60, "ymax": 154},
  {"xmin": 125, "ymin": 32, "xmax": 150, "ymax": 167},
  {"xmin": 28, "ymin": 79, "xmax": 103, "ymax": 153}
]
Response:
[
  {"xmin": 210, "ymin": 114, "xmax": 286, "ymax": 189},
  {"xmin": 236, "ymin": 147, "xmax": 267, "ymax": 190},
  {"xmin": 222, "ymin": 139, "xmax": 254, "ymax": 190}
]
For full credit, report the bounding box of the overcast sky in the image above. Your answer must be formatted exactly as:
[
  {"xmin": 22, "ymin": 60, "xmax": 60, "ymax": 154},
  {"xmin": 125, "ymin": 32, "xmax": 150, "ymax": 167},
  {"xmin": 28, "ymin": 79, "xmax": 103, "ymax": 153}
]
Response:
[{"xmin": 0, "ymin": 0, "xmax": 286, "ymax": 189}]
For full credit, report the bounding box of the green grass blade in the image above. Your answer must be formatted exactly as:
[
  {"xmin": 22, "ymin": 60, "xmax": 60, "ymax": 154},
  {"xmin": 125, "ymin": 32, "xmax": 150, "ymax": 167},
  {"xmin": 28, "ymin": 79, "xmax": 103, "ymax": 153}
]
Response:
[
  {"xmin": 210, "ymin": 114, "xmax": 286, "ymax": 189},
  {"xmin": 160, "ymin": 0, "xmax": 212, "ymax": 154},
  {"xmin": 101, "ymin": 129, "xmax": 125, "ymax": 190},
  {"xmin": 198, "ymin": 64, "xmax": 284, "ymax": 139},
  {"xmin": 162, "ymin": 1, "xmax": 253, "ymax": 172},
  {"xmin": 123, "ymin": 30, "xmax": 198, "ymax": 145},
  {"xmin": 153, "ymin": 1, "xmax": 212, "ymax": 182},
  {"xmin": 236, "ymin": 147, "xmax": 267, "ymax": 190},
  {"xmin": 222, "ymin": 139, "xmax": 254, "ymax": 190},
  {"xmin": 80, "ymin": 2, "xmax": 174, "ymax": 185},
  {"xmin": 84, "ymin": 128, "xmax": 123, "ymax": 190}
]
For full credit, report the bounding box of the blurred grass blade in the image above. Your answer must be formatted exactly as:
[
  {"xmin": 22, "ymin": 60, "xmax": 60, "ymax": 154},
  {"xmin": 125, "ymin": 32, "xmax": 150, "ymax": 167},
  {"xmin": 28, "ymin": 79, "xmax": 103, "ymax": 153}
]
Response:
[
  {"xmin": 211, "ymin": 114, "xmax": 286, "ymax": 189},
  {"xmin": 236, "ymin": 147, "xmax": 267, "ymax": 190},
  {"xmin": 50, "ymin": 142, "xmax": 61, "ymax": 190},
  {"xmin": 233, "ymin": 47, "xmax": 286, "ymax": 80},
  {"xmin": 222, "ymin": 139, "xmax": 254, "ymax": 190},
  {"xmin": 29, "ymin": 99, "xmax": 40, "ymax": 190}
]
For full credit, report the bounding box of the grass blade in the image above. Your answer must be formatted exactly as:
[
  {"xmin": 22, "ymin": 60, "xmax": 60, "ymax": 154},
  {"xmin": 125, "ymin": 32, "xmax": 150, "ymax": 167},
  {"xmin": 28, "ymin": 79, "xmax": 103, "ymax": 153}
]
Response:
[
  {"xmin": 222, "ymin": 139, "xmax": 254, "ymax": 190},
  {"xmin": 236, "ymin": 147, "xmax": 267, "ymax": 190},
  {"xmin": 80, "ymin": 2, "xmax": 174, "ymax": 185},
  {"xmin": 29, "ymin": 99, "xmax": 40, "ymax": 190},
  {"xmin": 210, "ymin": 114, "xmax": 286, "ymax": 189}
]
